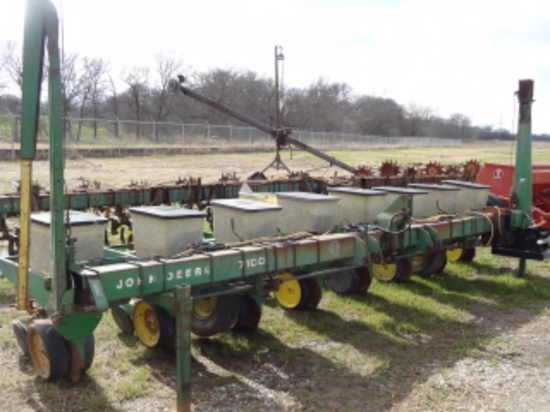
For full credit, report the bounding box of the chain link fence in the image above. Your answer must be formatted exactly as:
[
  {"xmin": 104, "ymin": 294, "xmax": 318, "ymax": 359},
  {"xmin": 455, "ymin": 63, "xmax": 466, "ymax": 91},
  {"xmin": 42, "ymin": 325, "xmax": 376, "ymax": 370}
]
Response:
[{"xmin": 0, "ymin": 114, "xmax": 461, "ymax": 159}]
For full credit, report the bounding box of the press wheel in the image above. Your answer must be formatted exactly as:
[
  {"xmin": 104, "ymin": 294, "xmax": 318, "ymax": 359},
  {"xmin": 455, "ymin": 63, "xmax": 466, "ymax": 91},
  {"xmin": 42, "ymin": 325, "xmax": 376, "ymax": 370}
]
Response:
[
  {"xmin": 459, "ymin": 247, "xmax": 476, "ymax": 263},
  {"xmin": 12, "ymin": 320, "xmax": 30, "ymax": 357},
  {"xmin": 111, "ymin": 304, "xmax": 135, "ymax": 335},
  {"xmin": 232, "ymin": 295, "xmax": 262, "ymax": 332},
  {"xmin": 414, "ymin": 250, "xmax": 447, "ymax": 277},
  {"xmin": 325, "ymin": 270, "xmax": 360, "ymax": 294},
  {"xmin": 192, "ymin": 294, "xmax": 241, "ymax": 337},
  {"xmin": 355, "ymin": 267, "xmax": 373, "ymax": 293},
  {"xmin": 395, "ymin": 258, "xmax": 413, "ymax": 283}
]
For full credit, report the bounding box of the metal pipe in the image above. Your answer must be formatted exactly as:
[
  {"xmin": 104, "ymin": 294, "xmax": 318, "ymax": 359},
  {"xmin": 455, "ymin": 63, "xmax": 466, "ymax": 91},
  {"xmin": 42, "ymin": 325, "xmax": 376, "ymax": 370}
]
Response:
[{"xmin": 170, "ymin": 77, "xmax": 357, "ymax": 174}]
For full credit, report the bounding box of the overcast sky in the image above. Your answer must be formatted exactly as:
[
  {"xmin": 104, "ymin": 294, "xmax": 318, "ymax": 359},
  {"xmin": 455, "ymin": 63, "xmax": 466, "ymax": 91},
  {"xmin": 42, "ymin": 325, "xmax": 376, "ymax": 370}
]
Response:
[{"xmin": 2, "ymin": 0, "xmax": 550, "ymax": 134}]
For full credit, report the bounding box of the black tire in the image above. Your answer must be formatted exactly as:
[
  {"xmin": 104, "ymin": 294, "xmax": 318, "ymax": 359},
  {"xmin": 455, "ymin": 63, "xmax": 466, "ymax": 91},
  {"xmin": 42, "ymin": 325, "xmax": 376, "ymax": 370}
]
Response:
[
  {"xmin": 274, "ymin": 274, "xmax": 312, "ymax": 310},
  {"xmin": 355, "ymin": 267, "xmax": 373, "ymax": 292},
  {"xmin": 133, "ymin": 301, "xmax": 175, "ymax": 349},
  {"xmin": 83, "ymin": 335, "xmax": 95, "ymax": 372},
  {"xmin": 192, "ymin": 294, "xmax": 241, "ymax": 337},
  {"xmin": 12, "ymin": 320, "xmax": 30, "ymax": 357},
  {"xmin": 395, "ymin": 258, "xmax": 413, "ymax": 283},
  {"xmin": 432, "ymin": 251, "xmax": 448, "ymax": 274},
  {"xmin": 305, "ymin": 278, "xmax": 323, "ymax": 309},
  {"xmin": 232, "ymin": 295, "xmax": 262, "ymax": 332},
  {"xmin": 111, "ymin": 304, "xmax": 135, "ymax": 335},
  {"xmin": 27, "ymin": 323, "xmax": 71, "ymax": 381},
  {"xmin": 325, "ymin": 270, "xmax": 360, "ymax": 294},
  {"xmin": 459, "ymin": 247, "xmax": 476, "ymax": 263},
  {"xmin": 414, "ymin": 250, "xmax": 447, "ymax": 277}
]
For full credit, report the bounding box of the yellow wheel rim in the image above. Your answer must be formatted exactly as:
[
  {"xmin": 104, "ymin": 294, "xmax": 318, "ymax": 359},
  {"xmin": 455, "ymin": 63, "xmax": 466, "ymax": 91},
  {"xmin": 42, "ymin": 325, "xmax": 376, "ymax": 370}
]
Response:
[
  {"xmin": 193, "ymin": 297, "xmax": 218, "ymax": 320},
  {"xmin": 274, "ymin": 273, "xmax": 302, "ymax": 309},
  {"xmin": 412, "ymin": 253, "xmax": 429, "ymax": 272},
  {"xmin": 372, "ymin": 263, "xmax": 398, "ymax": 282},
  {"xmin": 446, "ymin": 248, "xmax": 463, "ymax": 262},
  {"xmin": 27, "ymin": 327, "xmax": 50, "ymax": 379},
  {"xmin": 133, "ymin": 300, "xmax": 161, "ymax": 348}
]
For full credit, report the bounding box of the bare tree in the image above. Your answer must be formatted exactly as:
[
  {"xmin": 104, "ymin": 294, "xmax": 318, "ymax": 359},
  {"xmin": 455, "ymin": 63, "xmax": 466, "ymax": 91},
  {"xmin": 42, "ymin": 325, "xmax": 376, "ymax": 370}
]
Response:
[
  {"xmin": 403, "ymin": 102, "xmax": 435, "ymax": 137},
  {"xmin": 1, "ymin": 41, "xmax": 24, "ymax": 95},
  {"xmin": 447, "ymin": 113, "xmax": 472, "ymax": 140},
  {"xmin": 231, "ymin": 70, "xmax": 273, "ymax": 126},
  {"xmin": 285, "ymin": 78, "xmax": 353, "ymax": 132},
  {"xmin": 195, "ymin": 69, "xmax": 239, "ymax": 125},
  {"xmin": 75, "ymin": 57, "xmax": 109, "ymax": 139},
  {"xmin": 106, "ymin": 75, "xmax": 121, "ymax": 137},
  {"xmin": 60, "ymin": 53, "xmax": 87, "ymax": 139},
  {"xmin": 123, "ymin": 66, "xmax": 150, "ymax": 138},
  {"xmin": 353, "ymin": 96, "xmax": 405, "ymax": 136},
  {"xmin": 149, "ymin": 51, "xmax": 184, "ymax": 140}
]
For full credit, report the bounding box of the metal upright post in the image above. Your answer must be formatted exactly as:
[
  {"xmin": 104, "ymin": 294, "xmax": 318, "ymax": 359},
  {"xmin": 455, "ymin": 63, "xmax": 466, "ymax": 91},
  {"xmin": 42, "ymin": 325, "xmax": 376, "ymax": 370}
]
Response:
[
  {"xmin": 44, "ymin": 1, "xmax": 68, "ymax": 311},
  {"xmin": 512, "ymin": 80, "xmax": 534, "ymax": 277},
  {"xmin": 175, "ymin": 285, "xmax": 192, "ymax": 412},
  {"xmin": 512, "ymin": 80, "xmax": 534, "ymax": 221},
  {"xmin": 17, "ymin": 0, "xmax": 46, "ymax": 311}
]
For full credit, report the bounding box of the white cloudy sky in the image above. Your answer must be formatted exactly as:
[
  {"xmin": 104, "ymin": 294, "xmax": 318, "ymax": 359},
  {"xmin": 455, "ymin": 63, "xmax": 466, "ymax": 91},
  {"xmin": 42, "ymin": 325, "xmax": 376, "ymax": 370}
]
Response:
[{"xmin": 2, "ymin": 0, "xmax": 550, "ymax": 134}]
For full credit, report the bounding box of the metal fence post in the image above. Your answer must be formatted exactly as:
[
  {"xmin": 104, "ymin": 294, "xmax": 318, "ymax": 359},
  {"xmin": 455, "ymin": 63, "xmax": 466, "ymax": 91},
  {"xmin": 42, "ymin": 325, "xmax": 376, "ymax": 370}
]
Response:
[{"xmin": 181, "ymin": 122, "xmax": 185, "ymax": 152}]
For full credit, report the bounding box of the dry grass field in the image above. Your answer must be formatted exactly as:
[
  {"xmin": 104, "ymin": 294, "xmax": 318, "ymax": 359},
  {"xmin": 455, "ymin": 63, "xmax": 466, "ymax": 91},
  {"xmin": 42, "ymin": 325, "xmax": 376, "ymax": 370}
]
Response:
[
  {"xmin": 0, "ymin": 142, "xmax": 549, "ymax": 411},
  {"xmin": 0, "ymin": 141, "xmax": 549, "ymax": 193}
]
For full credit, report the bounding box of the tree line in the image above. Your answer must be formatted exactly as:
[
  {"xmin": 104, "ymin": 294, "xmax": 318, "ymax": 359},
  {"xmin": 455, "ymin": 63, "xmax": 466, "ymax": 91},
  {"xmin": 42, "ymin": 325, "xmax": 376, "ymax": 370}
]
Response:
[{"xmin": 1, "ymin": 43, "xmax": 548, "ymax": 141}]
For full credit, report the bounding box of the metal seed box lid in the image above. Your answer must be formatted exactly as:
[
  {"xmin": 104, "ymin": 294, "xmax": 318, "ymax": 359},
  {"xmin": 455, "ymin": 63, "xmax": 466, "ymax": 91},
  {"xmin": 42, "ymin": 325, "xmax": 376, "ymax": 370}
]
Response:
[
  {"xmin": 327, "ymin": 187, "xmax": 387, "ymax": 196},
  {"xmin": 442, "ymin": 180, "xmax": 491, "ymax": 189},
  {"xmin": 372, "ymin": 186, "xmax": 428, "ymax": 195},
  {"xmin": 210, "ymin": 198, "xmax": 282, "ymax": 212},
  {"xmin": 276, "ymin": 192, "xmax": 340, "ymax": 202},
  {"xmin": 129, "ymin": 205, "xmax": 206, "ymax": 219},
  {"xmin": 408, "ymin": 183, "xmax": 461, "ymax": 191},
  {"xmin": 31, "ymin": 210, "xmax": 108, "ymax": 227}
]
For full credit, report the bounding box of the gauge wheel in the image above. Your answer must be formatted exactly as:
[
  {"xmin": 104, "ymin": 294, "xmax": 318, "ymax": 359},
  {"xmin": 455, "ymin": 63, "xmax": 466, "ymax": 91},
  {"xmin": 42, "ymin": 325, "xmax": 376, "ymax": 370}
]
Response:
[
  {"xmin": 372, "ymin": 262, "xmax": 401, "ymax": 282},
  {"xmin": 325, "ymin": 270, "xmax": 360, "ymax": 294},
  {"xmin": 459, "ymin": 247, "xmax": 476, "ymax": 263},
  {"xmin": 232, "ymin": 295, "xmax": 262, "ymax": 332},
  {"xmin": 111, "ymin": 304, "xmax": 135, "ymax": 335},
  {"xmin": 192, "ymin": 294, "xmax": 241, "ymax": 337},
  {"xmin": 27, "ymin": 323, "xmax": 71, "ymax": 381},
  {"xmin": 12, "ymin": 320, "xmax": 30, "ymax": 357},
  {"xmin": 274, "ymin": 273, "xmax": 311, "ymax": 310},
  {"xmin": 133, "ymin": 300, "xmax": 175, "ymax": 348}
]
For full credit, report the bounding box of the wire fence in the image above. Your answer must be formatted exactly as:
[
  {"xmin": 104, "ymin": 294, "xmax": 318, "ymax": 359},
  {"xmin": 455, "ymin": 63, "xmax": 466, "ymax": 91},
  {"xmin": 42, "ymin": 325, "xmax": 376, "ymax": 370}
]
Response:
[{"xmin": 0, "ymin": 114, "xmax": 461, "ymax": 159}]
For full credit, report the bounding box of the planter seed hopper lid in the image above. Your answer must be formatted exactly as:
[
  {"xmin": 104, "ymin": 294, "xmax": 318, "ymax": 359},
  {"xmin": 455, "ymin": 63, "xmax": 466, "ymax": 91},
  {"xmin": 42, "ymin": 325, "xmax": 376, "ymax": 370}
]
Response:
[{"xmin": 129, "ymin": 205, "xmax": 206, "ymax": 219}]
